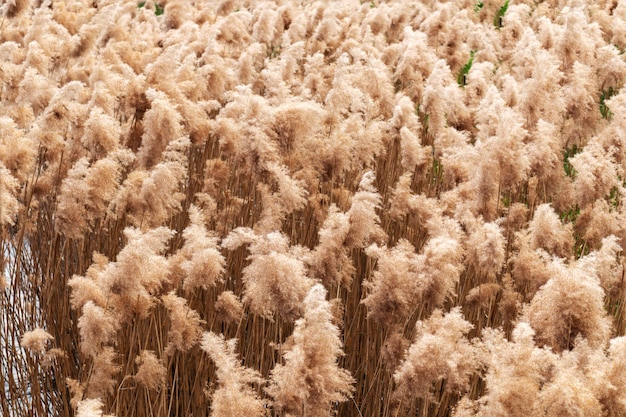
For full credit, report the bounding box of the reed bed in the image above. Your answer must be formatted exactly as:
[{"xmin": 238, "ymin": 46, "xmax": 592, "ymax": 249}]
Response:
[{"xmin": 2, "ymin": 0, "xmax": 626, "ymax": 416}]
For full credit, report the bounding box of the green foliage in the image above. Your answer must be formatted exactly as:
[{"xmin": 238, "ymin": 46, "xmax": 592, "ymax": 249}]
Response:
[
  {"xmin": 559, "ymin": 205, "xmax": 580, "ymax": 223},
  {"xmin": 574, "ymin": 238, "xmax": 590, "ymax": 259},
  {"xmin": 267, "ymin": 45, "xmax": 281, "ymax": 59},
  {"xmin": 501, "ymin": 193, "xmax": 511, "ymax": 208},
  {"xmin": 137, "ymin": 1, "xmax": 163, "ymax": 16},
  {"xmin": 431, "ymin": 158, "xmax": 443, "ymax": 187},
  {"xmin": 457, "ymin": 50, "xmax": 475, "ymax": 87},
  {"xmin": 415, "ymin": 104, "xmax": 430, "ymax": 134},
  {"xmin": 608, "ymin": 185, "xmax": 620, "ymax": 209},
  {"xmin": 600, "ymin": 87, "xmax": 617, "ymax": 120},
  {"xmin": 563, "ymin": 144, "xmax": 581, "ymax": 178},
  {"xmin": 494, "ymin": 0, "xmax": 510, "ymax": 29},
  {"xmin": 474, "ymin": 1, "xmax": 484, "ymax": 13}
]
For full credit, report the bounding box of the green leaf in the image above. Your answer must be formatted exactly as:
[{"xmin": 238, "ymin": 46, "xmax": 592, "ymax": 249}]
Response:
[
  {"xmin": 608, "ymin": 185, "xmax": 620, "ymax": 209},
  {"xmin": 155, "ymin": 3, "xmax": 164, "ymax": 15},
  {"xmin": 138, "ymin": 1, "xmax": 145, "ymax": 8},
  {"xmin": 474, "ymin": 1, "xmax": 484, "ymax": 12},
  {"xmin": 563, "ymin": 144, "xmax": 581, "ymax": 178},
  {"xmin": 457, "ymin": 50, "xmax": 475, "ymax": 87},
  {"xmin": 600, "ymin": 87, "xmax": 617, "ymax": 120},
  {"xmin": 494, "ymin": 0, "xmax": 510, "ymax": 29},
  {"xmin": 431, "ymin": 158, "xmax": 443, "ymax": 186},
  {"xmin": 559, "ymin": 205, "xmax": 580, "ymax": 223},
  {"xmin": 501, "ymin": 194, "xmax": 511, "ymax": 208}
]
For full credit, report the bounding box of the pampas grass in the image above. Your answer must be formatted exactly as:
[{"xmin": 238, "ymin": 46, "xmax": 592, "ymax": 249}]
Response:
[{"xmin": 3, "ymin": 1, "xmax": 626, "ymax": 416}]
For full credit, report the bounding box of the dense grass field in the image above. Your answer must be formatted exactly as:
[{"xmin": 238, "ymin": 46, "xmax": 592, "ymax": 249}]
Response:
[{"xmin": 2, "ymin": 0, "xmax": 626, "ymax": 416}]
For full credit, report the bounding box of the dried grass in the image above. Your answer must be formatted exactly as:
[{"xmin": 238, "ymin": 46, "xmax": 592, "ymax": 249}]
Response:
[{"xmin": 2, "ymin": 1, "xmax": 626, "ymax": 416}]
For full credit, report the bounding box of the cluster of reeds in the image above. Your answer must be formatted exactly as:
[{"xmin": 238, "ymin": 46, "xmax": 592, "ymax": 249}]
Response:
[{"xmin": 2, "ymin": 0, "xmax": 626, "ymax": 416}]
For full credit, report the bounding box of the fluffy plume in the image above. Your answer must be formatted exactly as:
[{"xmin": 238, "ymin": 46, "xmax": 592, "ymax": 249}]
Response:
[
  {"xmin": 344, "ymin": 171, "xmax": 386, "ymax": 249},
  {"xmin": 562, "ymin": 62, "xmax": 601, "ymax": 141},
  {"xmin": 134, "ymin": 350, "xmax": 166, "ymax": 390},
  {"xmin": 267, "ymin": 284, "xmax": 354, "ymax": 416},
  {"xmin": 21, "ymin": 328, "xmax": 54, "ymax": 353},
  {"xmin": 0, "ymin": 162, "xmax": 20, "ymax": 226},
  {"xmin": 306, "ymin": 204, "xmax": 355, "ymax": 287},
  {"xmin": 16, "ymin": 68, "xmax": 55, "ymax": 114},
  {"xmin": 391, "ymin": 95, "xmax": 427, "ymax": 169},
  {"xmin": 398, "ymin": 126, "xmax": 430, "ymax": 173},
  {"xmin": 516, "ymin": 49, "xmax": 565, "ymax": 128},
  {"xmin": 511, "ymin": 233, "xmax": 554, "ymax": 300},
  {"xmin": 524, "ymin": 258, "xmax": 612, "ymax": 352},
  {"xmin": 389, "ymin": 173, "xmax": 439, "ymax": 225},
  {"xmin": 76, "ymin": 398, "xmax": 116, "ymax": 417},
  {"xmin": 136, "ymin": 88, "xmax": 184, "ymax": 168},
  {"xmin": 570, "ymin": 141, "xmax": 618, "ymax": 208},
  {"xmin": 68, "ymin": 252, "xmax": 109, "ymax": 312},
  {"xmin": 465, "ymin": 219, "xmax": 506, "ymax": 277},
  {"xmin": 363, "ymin": 231, "xmax": 463, "ymax": 324},
  {"xmin": 471, "ymin": 91, "xmax": 530, "ymax": 219},
  {"xmin": 215, "ymin": 291, "xmax": 244, "ymax": 324},
  {"xmin": 86, "ymin": 347, "xmax": 120, "ymax": 399},
  {"xmin": 266, "ymin": 162, "xmax": 308, "ymax": 213},
  {"xmin": 455, "ymin": 323, "xmax": 555, "ymax": 417},
  {"xmin": 577, "ymin": 235, "xmax": 624, "ymax": 297},
  {"xmin": 66, "ymin": 378, "xmax": 85, "ymax": 411},
  {"xmin": 381, "ymin": 332, "xmax": 410, "ymax": 372},
  {"xmin": 85, "ymin": 150, "xmax": 135, "ymax": 221},
  {"xmin": 0, "ymin": 116, "xmax": 36, "ymax": 182},
  {"xmin": 111, "ymin": 138, "xmax": 189, "ymax": 228},
  {"xmin": 55, "ymin": 158, "xmax": 92, "ymax": 238},
  {"xmin": 77, "ymin": 301, "xmax": 119, "ymax": 358},
  {"xmin": 576, "ymin": 200, "xmax": 625, "ymax": 252},
  {"xmin": 419, "ymin": 232, "xmax": 464, "ymax": 307},
  {"xmin": 82, "ymin": 106, "xmax": 122, "ymax": 155},
  {"xmin": 466, "ymin": 283, "xmax": 502, "ymax": 310},
  {"xmin": 56, "ymin": 151, "xmax": 133, "ymax": 238},
  {"xmin": 308, "ymin": 172, "xmax": 386, "ymax": 287},
  {"xmin": 527, "ymin": 204, "xmax": 574, "ymax": 259},
  {"xmin": 200, "ymin": 332, "xmax": 266, "ymax": 417},
  {"xmin": 222, "ymin": 228, "xmax": 313, "ymax": 321},
  {"xmin": 178, "ymin": 205, "xmax": 225, "ymax": 292},
  {"xmin": 537, "ymin": 348, "xmax": 603, "ymax": 417},
  {"xmin": 394, "ymin": 308, "xmax": 478, "ymax": 404},
  {"xmin": 363, "ymin": 240, "xmax": 424, "ymax": 324},
  {"xmin": 421, "ymin": 60, "xmax": 467, "ymax": 138},
  {"xmin": 101, "ymin": 227, "xmax": 174, "ymax": 320},
  {"xmin": 600, "ymin": 336, "xmax": 626, "ymax": 415},
  {"xmin": 161, "ymin": 292, "xmax": 204, "ymax": 355}
]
